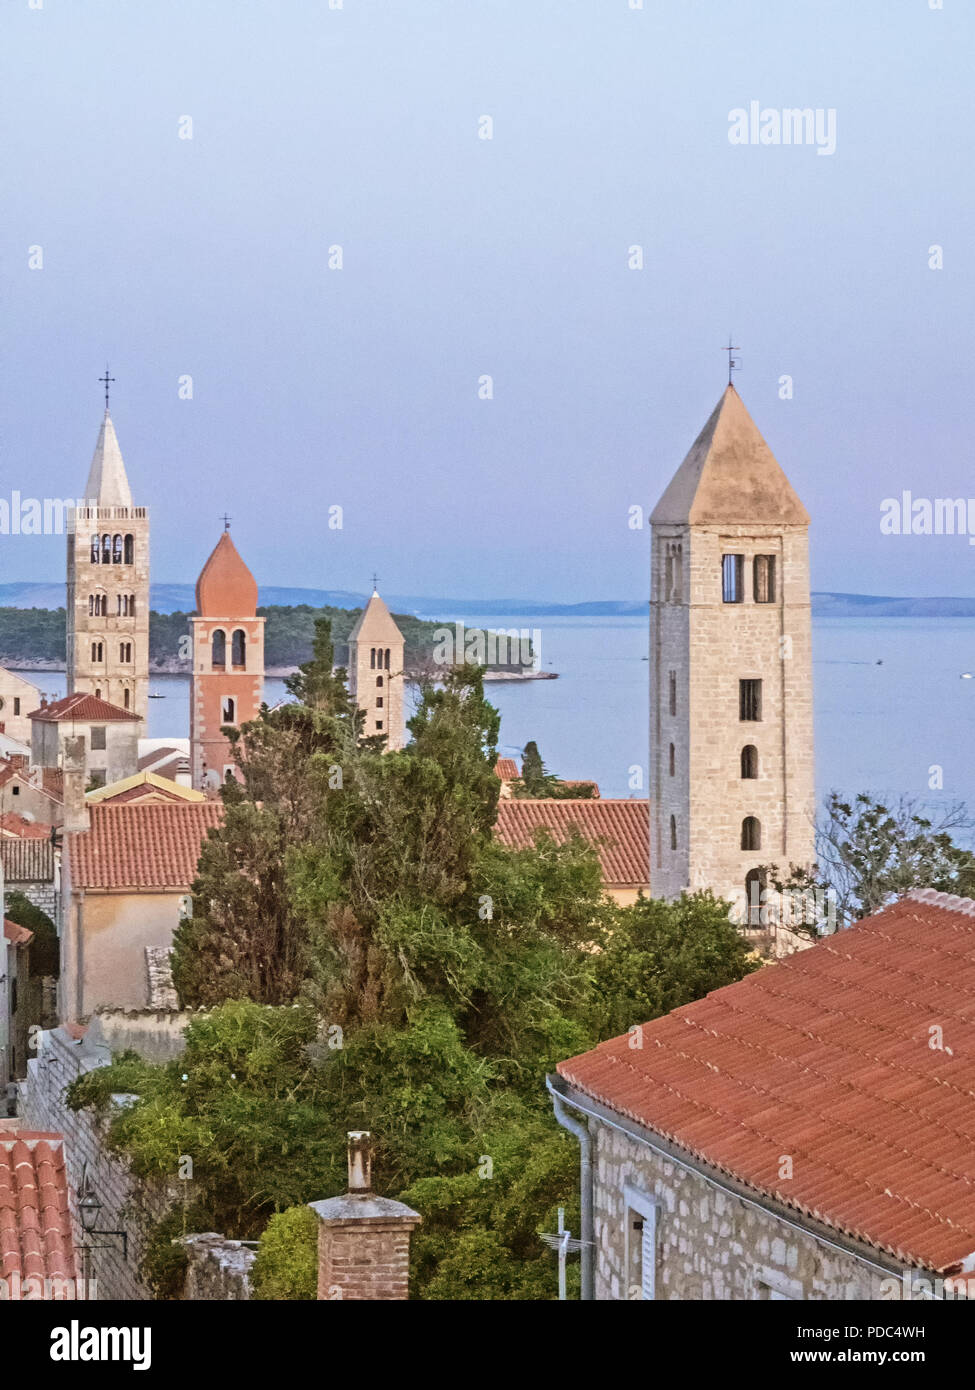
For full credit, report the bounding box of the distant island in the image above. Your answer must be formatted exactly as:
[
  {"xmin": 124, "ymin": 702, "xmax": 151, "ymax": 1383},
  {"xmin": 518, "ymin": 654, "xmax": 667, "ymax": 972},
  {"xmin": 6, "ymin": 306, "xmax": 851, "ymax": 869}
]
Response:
[
  {"xmin": 3, "ymin": 581, "xmax": 975, "ymax": 620},
  {"xmin": 0, "ymin": 602, "xmax": 548, "ymax": 680}
]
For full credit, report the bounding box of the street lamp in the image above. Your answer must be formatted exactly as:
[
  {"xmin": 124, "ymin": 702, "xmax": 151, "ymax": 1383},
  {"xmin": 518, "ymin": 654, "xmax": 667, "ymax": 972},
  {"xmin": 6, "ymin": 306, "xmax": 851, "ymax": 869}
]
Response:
[{"xmin": 76, "ymin": 1166, "xmax": 128, "ymax": 1259}]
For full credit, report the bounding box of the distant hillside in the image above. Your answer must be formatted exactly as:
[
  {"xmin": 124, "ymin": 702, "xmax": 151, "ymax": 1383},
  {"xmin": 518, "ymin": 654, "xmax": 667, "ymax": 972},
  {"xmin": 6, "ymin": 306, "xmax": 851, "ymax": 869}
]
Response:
[
  {"xmin": 0, "ymin": 603, "xmax": 534, "ymax": 674},
  {"xmin": 2, "ymin": 582, "xmax": 975, "ymax": 620}
]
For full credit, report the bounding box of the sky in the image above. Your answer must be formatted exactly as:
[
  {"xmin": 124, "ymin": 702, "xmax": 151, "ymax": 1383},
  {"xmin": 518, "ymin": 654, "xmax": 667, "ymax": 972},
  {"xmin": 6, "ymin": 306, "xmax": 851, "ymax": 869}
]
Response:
[{"xmin": 1, "ymin": 0, "xmax": 973, "ymax": 602}]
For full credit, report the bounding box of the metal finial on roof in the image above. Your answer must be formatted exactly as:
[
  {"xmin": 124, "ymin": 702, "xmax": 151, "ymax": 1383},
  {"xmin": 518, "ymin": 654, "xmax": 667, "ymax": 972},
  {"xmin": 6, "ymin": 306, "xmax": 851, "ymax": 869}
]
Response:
[
  {"xmin": 371, "ymin": 571, "xmax": 379, "ymax": 594},
  {"xmin": 221, "ymin": 514, "xmax": 232, "ymax": 532},
  {"xmin": 723, "ymin": 335, "xmax": 740, "ymax": 385},
  {"xmin": 98, "ymin": 366, "xmax": 115, "ymax": 410}
]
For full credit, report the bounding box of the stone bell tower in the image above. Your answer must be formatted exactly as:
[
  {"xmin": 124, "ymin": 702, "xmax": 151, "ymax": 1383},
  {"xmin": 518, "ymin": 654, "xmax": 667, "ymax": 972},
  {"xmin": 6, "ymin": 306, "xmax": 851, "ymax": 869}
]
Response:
[
  {"xmin": 649, "ymin": 383, "xmax": 815, "ymax": 921},
  {"xmin": 66, "ymin": 401, "xmax": 150, "ymax": 723},
  {"xmin": 348, "ymin": 587, "xmax": 405, "ymax": 750}
]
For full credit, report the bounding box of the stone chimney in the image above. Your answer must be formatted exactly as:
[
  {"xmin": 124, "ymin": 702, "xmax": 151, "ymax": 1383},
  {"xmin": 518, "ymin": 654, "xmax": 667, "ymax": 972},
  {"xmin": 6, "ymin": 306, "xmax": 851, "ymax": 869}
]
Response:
[
  {"xmin": 308, "ymin": 1132, "xmax": 421, "ymax": 1301},
  {"xmin": 61, "ymin": 734, "xmax": 90, "ymax": 834}
]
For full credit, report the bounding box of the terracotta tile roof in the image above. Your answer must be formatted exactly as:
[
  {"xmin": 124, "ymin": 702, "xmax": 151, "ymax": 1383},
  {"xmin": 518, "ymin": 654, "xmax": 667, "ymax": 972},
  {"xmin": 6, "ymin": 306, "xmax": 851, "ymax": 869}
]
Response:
[
  {"xmin": 557, "ymin": 890, "xmax": 975, "ymax": 1275},
  {"xmin": 495, "ymin": 799, "xmax": 649, "ymax": 887},
  {"xmin": 0, "ymin": 837, "xmax": 55, "ymax": 884},
  {"xmin": 3, "ymin": 917, "xmax": 34, "ymax": 947},
  {"xmin": 0, "ymin": 812, "xmax": 51, "ymax": 839},
  {"xmin": 0, "ymin": 1132, "xmax": 76, "ymax": 1290},
  {"xmin": 138, "ymin": 746, "xmax": 182, "ymax": 771},
  {"xmin": 28, "ymin": 692, "xmax": 140, "ymax": 723},
  {"xmin": 494, "ymin": 758, "xmax": 520, "ymax": 782},
  {"xmin": 68, "ymin": 801, "xmax": 224, "ymax": 890}
]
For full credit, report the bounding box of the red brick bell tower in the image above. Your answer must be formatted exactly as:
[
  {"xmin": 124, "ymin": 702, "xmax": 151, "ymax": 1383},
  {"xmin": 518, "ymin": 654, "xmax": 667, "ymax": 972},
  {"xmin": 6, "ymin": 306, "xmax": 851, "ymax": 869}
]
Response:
[{"xmin": 190, "ymin": 525, "xmax": 265, "ymax": 793}]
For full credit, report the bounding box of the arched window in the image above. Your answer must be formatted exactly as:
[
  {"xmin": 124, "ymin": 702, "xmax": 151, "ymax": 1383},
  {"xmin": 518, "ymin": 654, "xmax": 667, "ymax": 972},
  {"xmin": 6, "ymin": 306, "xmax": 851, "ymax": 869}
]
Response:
[
  {"xmin": 123, "ymin": 688, "xmax": 130, "ymax": 710},
  {"xmin": 753, "ymin": 554, "xmax": 776, "ymax": 604},
  {"xmin": 222, "ymin": 696, "xmax": 236, "ymax": 725},
  {"xmin": 101, "ymin": 533, "xmax": 112, "ymax": 564},
  {"xmin": 744, "ymin": 868, "xmax": 767, "ymax": 927},
  {"xmin": 129, "ymin": 594, "xmax": 136, "ymax": 616},
  {"xmin": 112, "ymin": 534, "xmax": 123, "ymax": 563},
  {"xmin": 670, "ymin": 815, "xmax": 677, "ymax": 851},
  {"xmin": 231, "ymin": 629, "xmax": 246, "ymax": 667},
  {"xmin": 88, "ymin": 594, "xmax": 95, "ymax": 616},
  {"xmin": 741, "ymin": 745, "xmax": 758, "ymax": 779},
  {"xmin": 741, "ymin": 816, "xmax": 761, "ymax": 851},
  {"xmin": 124, "ymin": 534, "xmax": 134, "ymax": 564},
  {"xmin": 668, "ymin": 743, "xmax": 675, "ymax": 776},
  {"xmin": 376, "ymin": 675, "xmax": 384, "ymax": 687},
  {"xmin": 370, "ymin": 648, "xmax": 376, "ymax": 669},
  {"xmin": 90, "ymin": 536, "xmax": 100, "ymax": 563},
  {"xmin": 95, "ymin": 688, "xmax": 101, "ymax": 699},
  {"xmin": 212, "ymin": 630, "xmax": 226, "ymax": 667},
  {"xmin": 668, "ymin": 670, "xmax": 677, "ymax": 716},
  {"xmin": 384, "ymin": 648, "xmax": 391, "ymax": 670}
]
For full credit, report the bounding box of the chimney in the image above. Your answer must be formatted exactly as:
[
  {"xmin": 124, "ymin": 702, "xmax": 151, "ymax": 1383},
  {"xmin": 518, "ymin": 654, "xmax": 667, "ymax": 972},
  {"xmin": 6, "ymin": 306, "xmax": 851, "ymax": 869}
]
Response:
[
  {"xmin": 308, "ymin": 1132, "xmax": 421, "ymax": 1301},
  {"xmin": 62, "ymin": 735, "xmax": 90, "ymax": 834}
]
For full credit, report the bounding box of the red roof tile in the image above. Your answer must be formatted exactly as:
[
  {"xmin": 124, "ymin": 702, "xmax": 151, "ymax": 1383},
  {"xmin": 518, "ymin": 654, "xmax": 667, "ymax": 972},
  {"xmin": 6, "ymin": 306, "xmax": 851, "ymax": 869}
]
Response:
[
  {"xmin": 0, "ymin": 1132, "xmax": 76, "ymax": 1291},
  {"xmin": 68, "ymin": 802, "xmax": 224, "ymax": 890},
  {"xmin": 0, "ymin": 812, "xmax": 52, "ymax": 839},
  {"xmin": 495, "ymin": 798, "xmax": 649, "ymax": 887},
  {"xmin": 494, "ymin": 758, "xmax": 520, "ymax": 782},
  {"xmin": 557, "ymin": 890, "xmax": 975, "ymax": 1274},
  {"xmin": 3, "ymin": 917, "xmax": 33, "ymax": 947},
  {"xmin": 28, "ymin": 692, "xmax": 140, "ymax": 723}
]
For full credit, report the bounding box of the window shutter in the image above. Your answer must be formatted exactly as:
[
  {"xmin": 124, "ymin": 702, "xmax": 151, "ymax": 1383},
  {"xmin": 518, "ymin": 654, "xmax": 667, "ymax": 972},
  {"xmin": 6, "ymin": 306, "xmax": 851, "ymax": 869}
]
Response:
[{"xmin": 641, "ymin": 1209, "xmax": 656, "ymax": 1300}]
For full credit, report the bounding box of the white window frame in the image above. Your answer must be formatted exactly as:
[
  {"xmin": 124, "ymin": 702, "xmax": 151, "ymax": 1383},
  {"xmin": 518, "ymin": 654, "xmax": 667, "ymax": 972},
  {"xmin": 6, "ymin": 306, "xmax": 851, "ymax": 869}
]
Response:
[{"xmin": 623, "ymin": 1183, "xmax": 659, "ymax": 1301}]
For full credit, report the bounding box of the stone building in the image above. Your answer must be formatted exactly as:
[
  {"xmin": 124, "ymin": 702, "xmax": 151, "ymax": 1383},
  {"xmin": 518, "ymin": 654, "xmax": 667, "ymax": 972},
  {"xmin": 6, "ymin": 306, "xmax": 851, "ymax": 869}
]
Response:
[
  {"xmin": 551, "ymin": 890, "xmax": 975, "ymax": 1301},
  {"xmin": 649, "ymin": 385, "xmax": 815, "ymax": 920},
  {"xmin": 60, "ymin": 800, "xmax": 222, "ymax": 1020},
  {"xmin": 0, "ymin": 668, "xmax": 40, "ymax": 746},
  {"xmin": 348, "ymin": 588, "xmax": 405, "ymax": 751},
  {"xmin": 29, "ymin": 692, "xmax": 141, "ymax": 790},
  {"xmin": 66, "ymin": 409, "xmax": 150, "ymax": 723},
  {"xmin": 189, "ymin": 528, "xmax": 265, "ymax": 792}
]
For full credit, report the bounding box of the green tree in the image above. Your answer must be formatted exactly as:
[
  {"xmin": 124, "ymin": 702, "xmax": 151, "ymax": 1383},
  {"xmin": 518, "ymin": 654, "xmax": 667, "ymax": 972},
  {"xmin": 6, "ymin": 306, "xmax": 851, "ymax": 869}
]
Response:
[{"xmin": 3, "ymin": 890, "xmax": 59, "ymax": 978}]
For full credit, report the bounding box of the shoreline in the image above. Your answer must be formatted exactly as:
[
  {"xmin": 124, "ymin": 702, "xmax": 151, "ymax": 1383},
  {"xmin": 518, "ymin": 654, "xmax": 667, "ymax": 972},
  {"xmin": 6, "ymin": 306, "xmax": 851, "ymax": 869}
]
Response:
[{"xmin": 4, "ymin": 660, "xmax": 558, "ymax": 682}]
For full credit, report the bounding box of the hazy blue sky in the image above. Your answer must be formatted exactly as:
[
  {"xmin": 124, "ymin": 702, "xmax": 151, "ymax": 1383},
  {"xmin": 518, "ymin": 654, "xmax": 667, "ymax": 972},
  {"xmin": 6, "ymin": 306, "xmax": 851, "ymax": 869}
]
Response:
[{"xmin": 2, "ymin": 0, "xmax": 973, "ymax": 601}]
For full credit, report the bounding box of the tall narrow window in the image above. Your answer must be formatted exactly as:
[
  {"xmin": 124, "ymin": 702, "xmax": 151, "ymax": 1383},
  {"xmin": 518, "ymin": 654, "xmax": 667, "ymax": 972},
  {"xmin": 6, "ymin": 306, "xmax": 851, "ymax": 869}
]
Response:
[
  {"xmin": 231, "ymin": 629, "xmax": 246, "ymax": 666},
  {"xmin": 90, "ymin": 726, "xmax": 106, "ymax": 751},
  {"xmin": 739, "ymin": 679, "xmax": 762, "ymax": 721},
  {"xmin": 376, "ymin": 675, "xmax": 383, "ymax": 687},
  {"xmin": 741, "ymin": 745, "xmax": 758, "ymax": 778},
  {"xmin": 212, "ymin": 630, "xmax": 226, "ymax": 667},
  {"xmin": 753, "ymin": 555, "xmax": 776, "ymax": 603},
  {"xmin": 123, "ymin": 689, "xmax": 130, "ymax": 710},
  {"xmin": 370, "ymin": 648, "xmax": 376, "ymax": 669},
  {"xmin": 13, "ymin": 698, "xmax": 19, "ymax": 716},
  {"xmin": 124, "ymin": 534, "xmax": 134, "ymax": 564},
  {"xmin": 722, "ymin": 554, "xmax": 744, "ymax": 603},
  {"xmin": 670, "ymin": 815, "xmax": 677, "ymax": 851},
  {"xmin": 668, "ymin": 670, "xmax": 677, "ymax": 716},
  {"xmin": 741, "ymin": 816, "xmax": 761, "ymax": 851},
  {"xmin": 90, "ymin": 536, "xmax": 100, "ymax": 563},
  {"xmin": 222, "ymin": 697, "xmax": 236, "ymax": 724},
  {"xmin": 745, "ymin": 868, "xmax": 767, "ymax": 927},
  {"xmin": 101, "ymin": 534, "xmax": 112, "ymax": 564},
  {"xmin": 88, "ymin": 594, "xmax": 95, "ymax": 616},
  {"xmin": 376, "ymin": 696, "xmax": 384, "ymax": 708},
  {"xmin": 384, "ymin": 648, "xmax": 391, "ymax": 670},
  {"xmin": 668, "ymin": 743, "xmax": 675, "ymax": 776},
  {"xmin": 112, "ymin": 534, "xmax": 123, "ymax": 563},
  {"xmin": 130, "ymin": 595, "xmax": 136, "ymax": 615}
]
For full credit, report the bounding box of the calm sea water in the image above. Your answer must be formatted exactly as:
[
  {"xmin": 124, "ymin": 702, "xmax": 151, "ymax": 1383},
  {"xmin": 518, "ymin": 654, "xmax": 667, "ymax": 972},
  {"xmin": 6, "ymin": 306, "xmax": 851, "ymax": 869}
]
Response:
[{"xmin": 17, "ymin": 616, "xmax": 975, "ymax": 806}]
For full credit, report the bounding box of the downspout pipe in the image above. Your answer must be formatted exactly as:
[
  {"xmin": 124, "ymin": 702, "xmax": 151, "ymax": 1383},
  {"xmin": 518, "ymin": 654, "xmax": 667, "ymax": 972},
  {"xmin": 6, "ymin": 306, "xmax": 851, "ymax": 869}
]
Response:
[{"xmin": 546, "ymin": 1075, "xmax": 594, "ymax": 1300}]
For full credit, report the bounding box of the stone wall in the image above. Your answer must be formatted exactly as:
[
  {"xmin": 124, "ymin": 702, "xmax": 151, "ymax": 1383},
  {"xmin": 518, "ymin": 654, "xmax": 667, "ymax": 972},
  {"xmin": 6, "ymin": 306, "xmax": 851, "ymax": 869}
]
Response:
[
  {"xmin": 591, "ymin": 1119, "xmax": 897, "ymax": 1301},
  {"xmin": 178, "ymin": 1234, "xmax": 257, "ymax": 1300},
  {"xmin": 18, "ymin": 1025, "xmax": 180, "ymax": 1300}
]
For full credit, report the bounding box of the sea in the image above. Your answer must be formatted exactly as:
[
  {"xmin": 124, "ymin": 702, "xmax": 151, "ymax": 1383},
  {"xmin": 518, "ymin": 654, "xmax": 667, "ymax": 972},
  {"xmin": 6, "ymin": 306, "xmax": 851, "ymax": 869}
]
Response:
[{"xmin": 15, "ymin": 615, "xmax": 975, "ymax": 810}]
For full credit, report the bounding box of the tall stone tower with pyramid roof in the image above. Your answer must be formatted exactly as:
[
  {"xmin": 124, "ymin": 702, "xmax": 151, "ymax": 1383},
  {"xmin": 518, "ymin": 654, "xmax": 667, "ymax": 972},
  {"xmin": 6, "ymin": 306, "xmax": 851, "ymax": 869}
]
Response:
[
  {"xmin": 348, "ymin": 587, "xmax": 405, "ymax": 750},
  {"xmin": 649, "ymin": 384, "xmax": 815, "ymax": 921},
  {"xmin": 190, "ymin": 527, "xmax": 265, "ymax": 791},
  {"xmin": 66, "ymin": 410, "xmax": 150, "ymax": 721}
]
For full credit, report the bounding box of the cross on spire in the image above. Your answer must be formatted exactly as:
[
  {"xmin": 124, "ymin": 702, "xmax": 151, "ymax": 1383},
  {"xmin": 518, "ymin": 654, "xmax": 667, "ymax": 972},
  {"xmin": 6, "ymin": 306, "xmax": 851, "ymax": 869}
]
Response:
[
  {"xmin": 371, "ymin": 571, "xmax": 379, "ymax": 593},
  {"xmin": 723, "ymin": 336, "xmax": 740, "ymax": 386},
  {"xmin": 221, "ymin": 513, "xmax": 232, "ymax": 531},
  {"xmin": 98, "ymin": 366, "xmax": 115, "ymax": 410}
]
